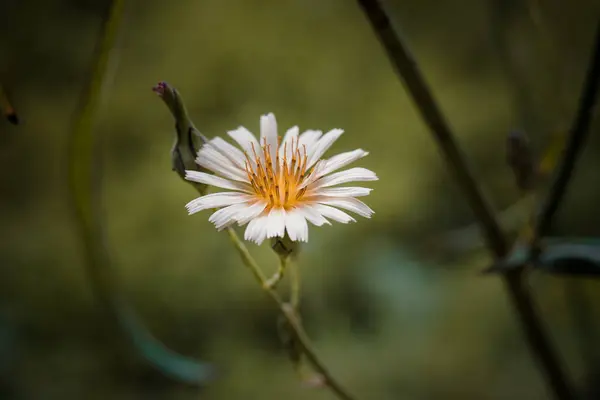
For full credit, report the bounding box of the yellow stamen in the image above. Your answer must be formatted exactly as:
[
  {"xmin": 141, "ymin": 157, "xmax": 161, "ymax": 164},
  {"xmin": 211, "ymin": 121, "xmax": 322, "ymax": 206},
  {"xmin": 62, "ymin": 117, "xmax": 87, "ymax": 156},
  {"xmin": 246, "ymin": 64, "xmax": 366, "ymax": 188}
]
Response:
[{"xmin": 244, "ymin": 137, "xmax": 311, "ymax": 211}]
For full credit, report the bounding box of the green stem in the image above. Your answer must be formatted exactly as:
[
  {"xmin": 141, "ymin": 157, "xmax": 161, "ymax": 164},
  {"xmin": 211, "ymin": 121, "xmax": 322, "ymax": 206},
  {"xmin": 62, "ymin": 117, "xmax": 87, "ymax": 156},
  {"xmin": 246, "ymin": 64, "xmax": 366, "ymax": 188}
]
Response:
[
  {"xmin": 264, "ymin": 256, "xmax": 289, "ymax": 290},
  {"xmin": 533, "ymin": 20, "xmax": 600, "ymax": 238},
  {"xmin": 226, "ymin": 228, "xmax": 357, "ymax": 400},
  {"xmin": 226, "ymin": 228, "xmax": 268, "ymax": 284},
  {"xmin": 289, "ymin": 259, "xmax": 301, "ymax": 310}
]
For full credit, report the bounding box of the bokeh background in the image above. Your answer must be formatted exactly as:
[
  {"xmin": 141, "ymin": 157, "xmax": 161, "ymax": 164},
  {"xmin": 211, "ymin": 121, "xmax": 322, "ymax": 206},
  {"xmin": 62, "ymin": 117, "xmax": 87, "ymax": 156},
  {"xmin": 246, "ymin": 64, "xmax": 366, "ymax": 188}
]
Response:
[{"xmin": 1, "ymin": 0, "xmax": 600, "ymax": 398}]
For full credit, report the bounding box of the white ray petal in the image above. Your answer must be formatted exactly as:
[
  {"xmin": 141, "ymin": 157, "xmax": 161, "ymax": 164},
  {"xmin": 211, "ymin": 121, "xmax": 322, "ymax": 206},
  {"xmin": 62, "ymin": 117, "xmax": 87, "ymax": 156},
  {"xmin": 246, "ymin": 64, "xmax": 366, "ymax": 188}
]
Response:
[
  {"xmin": 311, "ymin": 167, "xmax": 378, "ymax": 188},
  {"xmin": 260, "ymin": 113, "xmax": 278, "ymax": 170},
  {"xmin": 235, "ymin": 201, "xmax": 268, "ymax": 226},
  {"xmin": 257, "ymin": 219, "xmax": 270, "ymax": 244},
  {"xmin": 196, "ymin": 145, "xmax": 248, "ymax": 182},
  {"xmin": 185, "ymin": 171, "xmax": 252, "ymax": 192},
  {"xmin": 316, "ymin": 197, "xmax": 375, "ymax": 218},
  {"xmin": 306, "ymin": 128, "xmax": 344, "ymax": 169},
  {"xmin": 196, "ymin": 145, "xmax": 234, "ymax": 171},
  {"xmin": 227, "ymin": 126, "xmax": 262, "ymax": 168},
  {"xmin": 265, "ymin": 208, "xmax": 286, "ymax": 239},
  {"xmin": 309, "ymin": 187, "xmax": 373, "ymax": 198},
  {"xmin": 245, "ymin": 215, "xmax": 269, "ymax": 244},
  {"xmin": 285, "ymin": 209, "xmax": 308, "ymax": 242},
  {"xmin": 311, "ymin": 204, "xmax": 356, "ymax": 223},
  {"xmin": 279, "ymin": 125, "xmax": 299, "ymax": 161},
  {"xmin": 185, "ymin": 192, "xmax": 251, "ymax": 215},
  {"xmin": 296, "ymin": 204, "xmax": 331, "ymax": 227},
  {"xmin": 298, "ymin": 160, "xmax": 327, "ymax": 189},
  {"xmin": 209, "ymin": 203, "xmax": 249, "ymax": 230},
  {"xmin": 244, "ymin": 217, "xmax": 260, "ymax": 243},
  {"xmin": 208, "ymin": 137, "xmax": 246, "ymax": 169},
  {"xmin": 318, "ymin": 149, "xmax": 369, "ymax": 177},
  {"xmin": 298, "ymin": 130, "xmax": 323, "ymax": 151}
]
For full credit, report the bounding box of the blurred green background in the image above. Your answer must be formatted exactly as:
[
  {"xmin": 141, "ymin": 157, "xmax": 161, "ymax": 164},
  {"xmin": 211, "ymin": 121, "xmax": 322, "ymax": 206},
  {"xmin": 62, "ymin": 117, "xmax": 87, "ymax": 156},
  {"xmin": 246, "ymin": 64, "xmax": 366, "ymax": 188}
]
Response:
[{"xmin": 1, "ymin": 0, "xmax": 600, "ymax": 398}]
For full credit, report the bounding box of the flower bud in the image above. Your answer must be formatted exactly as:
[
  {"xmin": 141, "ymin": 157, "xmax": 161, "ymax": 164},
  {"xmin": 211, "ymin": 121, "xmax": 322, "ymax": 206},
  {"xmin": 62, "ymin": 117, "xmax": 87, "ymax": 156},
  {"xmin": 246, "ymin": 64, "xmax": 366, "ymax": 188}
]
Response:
[{"xmin": 271, "ymin": 235, "xmax": 300, "ymax": 259}]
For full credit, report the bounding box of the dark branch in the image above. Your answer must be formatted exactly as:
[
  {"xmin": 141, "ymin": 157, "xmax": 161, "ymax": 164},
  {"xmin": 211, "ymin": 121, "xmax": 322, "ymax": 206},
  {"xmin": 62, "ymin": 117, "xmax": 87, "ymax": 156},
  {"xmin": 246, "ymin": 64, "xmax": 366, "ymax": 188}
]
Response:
[
  {"xmin": 534, "ymin": 20, "xmax": 600, "ymax": 237},
  {"xmin": 355, "ymin": 1, "xmax": 574, "ymax": 399},
  {"xmin": 355, "ymin": 0, "xmax": 507, "ymax": 256}
]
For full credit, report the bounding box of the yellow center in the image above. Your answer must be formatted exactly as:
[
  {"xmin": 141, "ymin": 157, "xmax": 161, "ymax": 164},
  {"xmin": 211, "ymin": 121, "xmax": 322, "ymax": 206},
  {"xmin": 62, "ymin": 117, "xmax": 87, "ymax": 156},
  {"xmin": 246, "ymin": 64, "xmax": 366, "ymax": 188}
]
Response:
[{"xmin": 244, "ymin": 137, "xmax": 310, "ymax": 211}]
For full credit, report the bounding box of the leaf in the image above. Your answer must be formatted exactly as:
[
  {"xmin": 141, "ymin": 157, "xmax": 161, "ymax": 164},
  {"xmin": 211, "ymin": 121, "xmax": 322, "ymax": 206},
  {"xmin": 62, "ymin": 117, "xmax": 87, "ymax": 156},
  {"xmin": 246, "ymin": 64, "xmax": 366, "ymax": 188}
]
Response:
[
  {"xmin": 537, "ymin": 238, "xmax": 600, "ymax": 276},
  {"xmin": 487, "ymin": 238, "xmax": 600, "ymax": 277}
]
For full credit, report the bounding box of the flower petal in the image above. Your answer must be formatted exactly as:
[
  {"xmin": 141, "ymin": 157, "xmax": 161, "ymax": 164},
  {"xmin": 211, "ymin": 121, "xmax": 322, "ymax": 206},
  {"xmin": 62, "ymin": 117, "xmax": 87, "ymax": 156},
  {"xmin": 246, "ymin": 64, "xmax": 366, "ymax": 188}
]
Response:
[
  {"xmin": 318, "ymin": 149, "xmax": 369, "ymax": 177},
  {"xmin": 311, "ymin": 167, "xmax": 378, "ymax": 188},
  {"xmin": 298, "ymin": 160, "xmax": 327, "ymax": 189},
  {"xmin": 185, "ymin": 170, "xmax": 252, "ymax": 192},
  {"xmin": 306, "ymin": 128, "xmax": 344, "ymax": 169},
  {"xmin": 285, "ymin": 209, "xmax": 308, "ymax": 242},
  {"xmin": 209, "ymin": 203, "xmax": 249, "ymax": 230},
  {"xmin": 298, "ymin": 130, "xmax": 323, "ymax": 152},
  {"xmin": 245, "ymin": 215, "xmax": 269, "ymax": 244},
  {"xmin": 227, "ymin": 126, "xmax": 262, "ymax": 165},
  {"xmin": 279, "ymin": 125, "xmax": 299, "ymax": 161},
  {"xmin": 260, "ymin": 113, "xmax": 278, "ymax": 170},
  {"xmin": 236, "ymin": 201, "xmax": 268, "ymax": 226},
  {"xmin": 185, "ymin": 192, "xmax": 251, "ymax": 215},
  {"xmin": 208, "ymin": 137, "xmax": 247, "ymax": 169},
  {"xmin": 316, "ymin": 197, "xmax": 374, "ymax": 218},
  {"xmin": 196, "ymin": 145, "xmax": 249, "ymax": 182},
  {"xmin": 311, "ymin": 203, "xmax": 356, "ymax": 223},
  {"xmin": 308, "ymin": 187, "xmax": 373, "ymax": 198},
  {"xmin": 266, "ymin": 208, "xmax": 286, "ymax": 239},
  {"xmin": 296, "ymin": 204, "xmax": 331, "ymax": 227},
  {"xmin": 185, "ymin": 115, "xmax": 377, "ymax": 243}
]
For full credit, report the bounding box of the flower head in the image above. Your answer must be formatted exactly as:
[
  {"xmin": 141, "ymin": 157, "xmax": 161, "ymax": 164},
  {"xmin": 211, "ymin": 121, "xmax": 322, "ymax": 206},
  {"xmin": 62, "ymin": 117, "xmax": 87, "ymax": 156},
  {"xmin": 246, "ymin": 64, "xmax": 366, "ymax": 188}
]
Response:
[{"xmin": 185, "ymin": 113, "xmax": 377, "ymax": 244}]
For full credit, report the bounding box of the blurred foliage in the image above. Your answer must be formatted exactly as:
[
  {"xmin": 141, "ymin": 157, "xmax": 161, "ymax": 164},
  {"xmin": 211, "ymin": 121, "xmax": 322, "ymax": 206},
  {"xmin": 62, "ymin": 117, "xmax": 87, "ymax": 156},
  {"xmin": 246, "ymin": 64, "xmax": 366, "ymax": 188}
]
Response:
[{"xmin": 1, "ymin": 0, "xmax": 600, "ymax": 399}]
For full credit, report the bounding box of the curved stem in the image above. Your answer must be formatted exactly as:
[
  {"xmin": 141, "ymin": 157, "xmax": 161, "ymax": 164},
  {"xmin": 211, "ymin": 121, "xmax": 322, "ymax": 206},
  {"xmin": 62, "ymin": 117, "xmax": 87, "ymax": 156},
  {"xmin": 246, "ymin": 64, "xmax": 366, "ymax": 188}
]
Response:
[
  {"xmin": 289, "ymin": 258, "xmax": 301, "ymax": 310},
  {"xmin": 67, "ymin": 0, "xmax": 215, "ymax": 384},
  {"xmin": 264, "ymin": 255, "xmax": 289, "ymax": 289},
  {"xmin": 226, "ymin": 229, "xmax": 357, "ymax": 400}
]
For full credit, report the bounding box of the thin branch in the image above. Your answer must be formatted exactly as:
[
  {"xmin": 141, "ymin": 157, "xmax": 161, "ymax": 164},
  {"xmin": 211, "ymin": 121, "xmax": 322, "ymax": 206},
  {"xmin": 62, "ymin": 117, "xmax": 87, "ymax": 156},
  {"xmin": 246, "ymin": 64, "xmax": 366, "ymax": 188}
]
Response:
[
  {"xmin": 226, "ymin": 229, "xmax": 357, "ymax": 400},
  {"xmin": 534, "ymin": 20, "xmax": 600, "ymax": 237},
  {"xmin": 356, "ymin": 0, "xmax": 507, "ymax": 256},
  {"xmin": 355, "ymin": 1, "xmax": 573, "ymax": 399}
]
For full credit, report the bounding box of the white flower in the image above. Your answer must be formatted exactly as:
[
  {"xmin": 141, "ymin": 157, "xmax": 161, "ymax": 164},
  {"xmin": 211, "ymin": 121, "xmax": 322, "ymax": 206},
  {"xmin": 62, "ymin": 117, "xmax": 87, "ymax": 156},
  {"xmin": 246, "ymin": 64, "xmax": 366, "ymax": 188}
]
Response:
[{"xmin": 184, "ymin": 113, "xmax": 378, "ymax": 245}]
